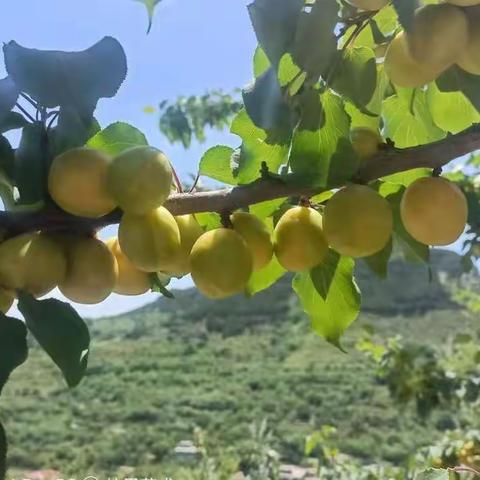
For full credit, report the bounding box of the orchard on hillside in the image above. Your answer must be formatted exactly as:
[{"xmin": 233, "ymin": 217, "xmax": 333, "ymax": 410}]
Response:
[{"xmin": 2, "ymin": 0, "xmax": 480, "ymax": 477}]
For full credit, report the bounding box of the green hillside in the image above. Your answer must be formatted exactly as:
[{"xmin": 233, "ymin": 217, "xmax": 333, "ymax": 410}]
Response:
[{"xmin": 1, "ymin": 250, "xmax": 475, "ymax": 477}]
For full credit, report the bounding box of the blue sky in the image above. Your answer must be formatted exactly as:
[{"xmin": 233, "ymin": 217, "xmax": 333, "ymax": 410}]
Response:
[{"xmin": 0, "ymin": 0, "xmax": 257, "ymax": 317}]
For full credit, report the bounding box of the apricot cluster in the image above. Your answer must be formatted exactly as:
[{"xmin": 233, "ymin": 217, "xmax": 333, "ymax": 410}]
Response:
[
  {"xmin": 379, "ymin": 2, "xmax": 480, "ymax": 87},
  {"xmin": 0, "ymin": 141, "xmax": 468, "ymax": 309}
]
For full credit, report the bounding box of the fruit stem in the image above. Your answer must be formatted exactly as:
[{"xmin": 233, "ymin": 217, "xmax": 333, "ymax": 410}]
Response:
[
  {"xmin": 432, "ymin": 167, "xmax": 443, "ymax": 177},
  {"xmin": 220, "ymin": 211, "xmax": 233, "ymax": 228},
  {"xmin": 170, "ymin": 163, "xmax": 183, "ymax": 193},
  {"xmin": 299, "ymin": 196, "xmax": 312, "ymax": 207}
]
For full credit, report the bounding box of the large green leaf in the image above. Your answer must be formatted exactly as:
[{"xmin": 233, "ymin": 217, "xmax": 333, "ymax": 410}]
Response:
[
  {"xmin": 292, "ymin": 0, "xmax": 338, "ymax": 81},
  {"xmin": 242, "ymin": 67, "xmax": 294, "ymax": 132},
  {"xmin": 0, "ymin": 77, "xmax": 19, "ymax": 124},
  {"xmin": 15, "ymin": 123, "xmax": 49, "ymax": 205},
  {"xmin": 382, "ymin": 91, "xmax": 445, "ymax": 148},
  {"xmin": 293, "ymin": 254, "xmax": 361, "ymax": 348},
  {"xmin": 0, "ymin": 313, "xmax": 28, "ymax": 394},
  {"xmin": 231, "ymin": 109, "xmax": 289, "ymax": 183},
  {"xmin": 427, "ymin": 83, "xmax": 480, "ymax": 134},
  {"xmin": 253, "ymin": 46, "xmax": 270, "ymax": 78},
  {"xmin": 290, "ymin": 90, "xmax": 357, "ymax": 186},
  {"xmin": 87, "ymin": 121, "xmax": 148, "ymax": 156},
  {"xmin": 134, "ymin": 0, "xmax": 163, "ymax": 33},
  {"xmin": 4, "ymin": 37, "xmax": 127, "ymax": 109},
  {"xmin": 248, "ymin": 0, "xmax": 304, "ymax": 67},
  {"xmin": 0, "ymin": 112, "xmax": 28, "ymax": 134},
  {"xmin": 437, "ymin": 65, "xmax": 480, "ymax": 113},
  {"xmin": 18, "ymin": 293, "xmax": 90, "ymax": 388},
  {"xmin": 332, "ymin": 47, "xmax": 377, "ymax": 110},
  {"xmin": 199, "ymin": 145, "xmax": 238, "ymax": 185}
]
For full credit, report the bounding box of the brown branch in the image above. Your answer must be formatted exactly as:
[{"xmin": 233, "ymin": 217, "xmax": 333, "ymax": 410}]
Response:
[{"xmin": 1, "ymin": 125, "xmax": 480, "ymax": 237}]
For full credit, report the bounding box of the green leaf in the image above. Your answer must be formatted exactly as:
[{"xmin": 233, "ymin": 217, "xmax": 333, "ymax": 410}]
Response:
[
  {"xmin": 199, "ymin": 146, "xmax": 237, "ymax": 185},
  {"xmin": 253, "ymin": 46, "xmax": 270, "ymax": 77},
  {"xmin": 293, "ymin": 255, "xmax": 361, "ymax": 348},
  {"xmin": 296, "ymin": 88, "xmax": 325, "ymax": 131},
  {"xmin": 0, "ymin": 313, "xmax": 28, "ymax": 394},
  {"xmin": 382, "ymin": 168, "xmax": 430, "ymax": 187},
  {"xmin": 0, "ymin": 421, "xmax": 5, "ymax": 480},
  {"xmin": 4, "ymin": 37, "xmax": 127, "ymax": 109},
  {"xmin": 427, "ymin": 82, "xmax": 480, "ymax": 134},
  {"xmin": 247, "ymin": 254, "xmax": 286, "ymax": 296},
  {"xmin": 437, "ymin": 65, "xmax": 480, "ymax": 113},
  {"xmin": 49, "ymin": 105, "xmax": 100, "ymax": 157},
  {"xmin": 134, "ymin": 0, "xmax": 163, "ymax": 33},
  {"xmin": 383, "ymin": 91, "xmax": 445, "ymax": 148},
  {"xmin": 362, "ymin": 238, "xmax": 392, "ymax": 279},
  {"xmin": 231, "ymin": 109, "xmax": 289, "ymax": 183},
  {"xmin": 290, "ymin": 90, "xmax": 358, "ymax": 186},
  {"xmin": 416, "ymin": 469, "xmax": 450, "ymax": 480},
  {"xmin": 0, "ymin": 77, "xmax": 19, "ymax": 123},
  {"xmin": 242, "ymin": 67, "xmax": 294, "ymax": 132},
  {"xmin": 0, "ymin": 112, "xmax": 28, "ymax": 133},
  {"xmin": 332, "ymin": 47, "xmax": 377, "ymax": 110},
  {"xmin": 18, "ymin": 293, "xmax": 90, "ymax": 388},
  {"xmin": 194, "ymin": 212, "xmax": 222, "ymax": 231},
  {"xmin": 277, "ymin": 53, "xmax": 302, "ymax": 88},
  {"xmin": 246, "ymin": 218, "xmax": 286, "ymax": 296},
  {"xmin": 248, "ymin": 0, "xmax": 304, "ymax": 67},
  {"xmin": 0, "ymin": 136, "xmax": 15, "ymax": 180},
  {"xmin": 15, "ymin": 122, "xmax": 49, "ymax": 205},
  {"xmin": 292, "ymin": 0, "xmax": 338, "ymax": 81},
  {"xmin": 310, "ymin": 250, "xmax": 341, "ymax": 300},
  {"xmin": 250, "ymin": 197, "xmax": 286, "ymax": 219},
  {"xmin": 87, "ymin": 121, "xmax": 148, "ymax": 156},
  {"xmin": 392, "ymin": 0, "xmax": 416, "ymax": 32}
]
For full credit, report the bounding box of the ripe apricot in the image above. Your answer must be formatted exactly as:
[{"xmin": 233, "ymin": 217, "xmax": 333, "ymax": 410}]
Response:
[
  {"xmin": 408, "ymin": 4, "xmax": 468, "ymax": 72},
  {"xmin": 324, "ymin": 185, "xmax": 393, "ymax": 258},
  {"xmin": 400, "ymin": 177, "xmax": 467, "ymax": 246},
  {"xmin": 190, "ymin": 229, "xmax": 253, "ymax": 299},
  {"xmin": 274, "ymin": 206, "xmax": 328, "ymax": 272},
  {"xmin": 348, "ymin": 0, "xmax": 388, "ymax": 10},
  {"xmin": 0, "ymin": 233, "xmax": 67, "ymax": 297},
  {"xmin": 60, "ymin": 236, "xmax": 118, "ymax": 304},
  {"xmin": 48, "ymin": 147, "xmax": 116, "ymax": 218},
  {"xmin": 107, "ymin": 146, "xmax": 173, "ymax": 214},
  {"xmin": 457, "ymin": 9, "xmax": 480, "ymax": 75},
  {"xmin": 105, "ymin": 237, "xmax": 150, "ymax": 296},
  {"xmin": 163, "ymin": 214, "xmax": 204, "ymax": 277},
  {"xmin": 231, "ymin": 212, "xmax": 273, "ymax": 271},
  {"xmin": 350, "ymin": 128, "xmax": 382, "ymax": 159},
  {"xmin": 385, "ymin": 33, "xmax": 440, "ymax": 88},
  {"xmin": 119, "ymin": 206, "xmax": 181, "ymax": 273}
]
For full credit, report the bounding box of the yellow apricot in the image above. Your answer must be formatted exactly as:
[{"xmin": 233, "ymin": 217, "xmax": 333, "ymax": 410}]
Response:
[
  {"xmin": 348, "ymin": 0, "xmax": 388, "ymax": 10},
  {"xmin": 118, "ymin": 206, "xmax": 181, "ymax": 273},
  {"xmin": 105, "ymin": 237, "xmax": 150, "ymax": 296},
  {"xmin": 324, "ymin": 185, "xmax": 393, "ymax": 258},
  {"xmin": 384, "ymin": 33, "xmax": 440, "ymax": 88},
  {"xmin": 457, "ymin": 9, "xmax": 480, "ymax": 75},
  {"xmin": 408, "ymin": 4, "xmax": 468, "ymax": 72},
  {"xmin": 60, "ymin": 236, "xmax": 118, "ymax": 304},
  {"xmin": 400, "ymin": 177, "xmax": 467, "ymax": 246},
  {"xmin": 190, "ymin": 229, "xmax": 253, "ymax": 299},
  {"xmin": 274, "ymin": 206, "xmax": 328, "ymax": 272},
  {"xmin": 163, "ymin": 214, "xmax": 204, "ymax": 277},
  {"xmin": 350, "ymin": 128, "xmax": 382, "ymax": 159},
  {"xmin": 107, "ymin": 146, "xmax": 173, "ymax": 214},
  {"xmin": 48, "ymin": 147, "xmax": 116, "ymax": 218},
  {"xmin": 231, "ymin": 212, "xmax": 273, "ymax": 271},
  {"xmin": 0, "ymin": 233, "xmax": 67, "ymax": 297},
  {"xmin": 0, "ymin": 288, "xmax": 14, "ymax": 314}
]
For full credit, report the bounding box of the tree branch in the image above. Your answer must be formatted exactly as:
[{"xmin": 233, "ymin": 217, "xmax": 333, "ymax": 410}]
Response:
[{"xmin": 1, "ymin": 125, "xmax": 480, "ymax": 237}]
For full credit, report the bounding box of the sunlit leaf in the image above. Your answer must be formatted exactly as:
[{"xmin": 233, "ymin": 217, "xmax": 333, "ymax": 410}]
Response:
[{"xmin": 199, "ymin": 146, "xmax": 238, "ymax": 185}]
